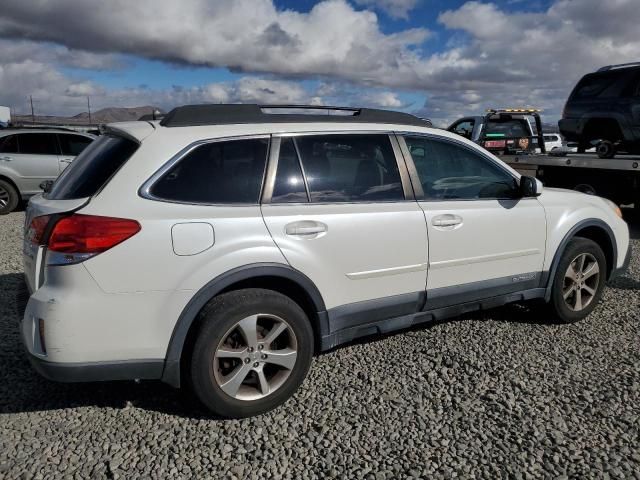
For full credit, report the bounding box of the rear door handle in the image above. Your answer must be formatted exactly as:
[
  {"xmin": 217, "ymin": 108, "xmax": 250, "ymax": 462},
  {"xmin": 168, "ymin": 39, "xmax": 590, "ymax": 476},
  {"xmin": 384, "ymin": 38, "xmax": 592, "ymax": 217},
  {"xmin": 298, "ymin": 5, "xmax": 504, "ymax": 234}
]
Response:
[
  {"xmin": 60, "ymin": 158, "xmax": 73, "ymax": 163},
  {"xmin": 432, "ymin": 214, "xmax": 463, "ymax": 228},
  {"xmin": 285, "ymin": 221, "xmax": 328, "ymax": 238},
  {"xmin": 0, "ymin": 156, "xmax": 12, "ymax": 162}
]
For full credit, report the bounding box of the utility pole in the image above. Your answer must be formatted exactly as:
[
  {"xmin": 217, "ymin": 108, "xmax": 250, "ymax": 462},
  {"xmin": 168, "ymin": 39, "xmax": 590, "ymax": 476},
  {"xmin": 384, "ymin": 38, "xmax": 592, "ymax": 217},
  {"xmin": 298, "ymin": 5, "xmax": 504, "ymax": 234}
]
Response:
[
  {"xmin": 87, "ymin": 97, "xmax": 92, "ymax": 124},
  {"xmin": 30, "ymin": 95, "xmax": 35, "ymax": 124}
]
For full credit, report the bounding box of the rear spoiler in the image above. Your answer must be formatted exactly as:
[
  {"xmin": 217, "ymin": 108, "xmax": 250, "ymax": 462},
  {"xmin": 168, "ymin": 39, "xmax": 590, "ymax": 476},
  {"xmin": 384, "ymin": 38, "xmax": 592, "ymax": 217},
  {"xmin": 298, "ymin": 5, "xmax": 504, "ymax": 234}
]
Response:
[{"xmin": 102, "ymin": 121, "xmax": 156, "ymax": 143}]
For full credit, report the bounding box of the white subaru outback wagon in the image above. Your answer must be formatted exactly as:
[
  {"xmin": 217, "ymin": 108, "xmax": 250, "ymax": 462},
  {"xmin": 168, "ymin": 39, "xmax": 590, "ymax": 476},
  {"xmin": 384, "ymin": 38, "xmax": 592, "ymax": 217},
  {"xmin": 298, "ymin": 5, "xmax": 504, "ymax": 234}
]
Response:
[{"xmin": 22, "ymin": 104, "xmax": 631, "ymax": 418}]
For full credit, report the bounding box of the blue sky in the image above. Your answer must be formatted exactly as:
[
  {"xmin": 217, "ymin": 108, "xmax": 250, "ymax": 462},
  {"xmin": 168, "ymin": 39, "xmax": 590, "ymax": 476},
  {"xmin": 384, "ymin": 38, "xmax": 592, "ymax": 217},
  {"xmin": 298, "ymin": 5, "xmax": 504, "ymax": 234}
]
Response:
[{"xmin": 1, "ymin": 0, "xmax": 638, "ymax": 125}]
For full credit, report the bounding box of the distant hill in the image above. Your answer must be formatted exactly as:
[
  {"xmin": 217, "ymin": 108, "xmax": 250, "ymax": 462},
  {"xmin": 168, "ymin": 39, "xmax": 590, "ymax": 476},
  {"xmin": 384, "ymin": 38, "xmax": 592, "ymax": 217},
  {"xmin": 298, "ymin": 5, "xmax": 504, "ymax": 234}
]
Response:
[{"xmin": 12, "ymin": 106, "xmax": 164, "ymax": 125}]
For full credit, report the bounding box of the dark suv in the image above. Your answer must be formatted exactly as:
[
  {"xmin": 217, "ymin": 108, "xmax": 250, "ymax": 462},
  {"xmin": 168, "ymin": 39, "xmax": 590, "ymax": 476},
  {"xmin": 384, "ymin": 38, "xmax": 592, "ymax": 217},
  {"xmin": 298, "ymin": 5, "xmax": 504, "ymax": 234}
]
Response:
[{"xmin": 559, "ymin": 62, "xmax": 640, "ymax": 158}]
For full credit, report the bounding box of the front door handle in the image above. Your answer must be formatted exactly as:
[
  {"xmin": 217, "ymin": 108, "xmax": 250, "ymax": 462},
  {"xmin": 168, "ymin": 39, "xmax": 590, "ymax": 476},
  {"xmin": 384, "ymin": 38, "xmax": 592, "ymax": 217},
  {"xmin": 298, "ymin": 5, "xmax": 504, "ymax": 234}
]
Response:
[
  {"xmin": 60, "ymin": 158, "xmax": 73, "ymax": 164},
  {"xmin": 432, "ymin": 214, "xmax": 463, "ymax": 229},
  {"xmin": 0, "ymin": 156, "xmax": 12, "ymax": 162},
  {"xmin": 285, "ymin": 220, "xmax": 328, "ymax": 238}
]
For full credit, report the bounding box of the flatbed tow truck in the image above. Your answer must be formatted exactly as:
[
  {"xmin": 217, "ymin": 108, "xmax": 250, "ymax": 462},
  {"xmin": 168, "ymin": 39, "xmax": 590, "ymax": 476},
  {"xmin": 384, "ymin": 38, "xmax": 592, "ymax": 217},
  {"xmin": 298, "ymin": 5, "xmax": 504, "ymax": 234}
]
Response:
[{"xmin": 504, "ymin": 150, "xmax": 640, "ymax": 209}]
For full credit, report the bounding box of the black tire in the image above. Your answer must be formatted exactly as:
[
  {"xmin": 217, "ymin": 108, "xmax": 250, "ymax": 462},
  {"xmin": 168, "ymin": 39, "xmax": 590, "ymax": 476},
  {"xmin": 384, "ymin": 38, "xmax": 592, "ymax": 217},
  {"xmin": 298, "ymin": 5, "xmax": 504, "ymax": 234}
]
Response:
[
  {"xmin": 548, "ymin": 238, "xmax": 607, "ymax": 323},
  {"xmin": 189, "ymin": 288, "xmax": 314, "ymax": 418},
  {"xmin": 596, "ymin": 140, "xmax": 616, "ymax": 159},
  {"xmin": 0, "ymin": 179, "xmax": 19, "ymax": 215}
]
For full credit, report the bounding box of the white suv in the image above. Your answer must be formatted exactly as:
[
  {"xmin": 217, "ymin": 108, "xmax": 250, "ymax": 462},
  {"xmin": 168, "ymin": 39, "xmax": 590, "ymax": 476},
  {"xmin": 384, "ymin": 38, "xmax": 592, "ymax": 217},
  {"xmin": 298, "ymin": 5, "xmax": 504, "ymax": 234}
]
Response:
[{"xmin": 22, "ymin": 104, "xmax": 631, "ymax": 418}]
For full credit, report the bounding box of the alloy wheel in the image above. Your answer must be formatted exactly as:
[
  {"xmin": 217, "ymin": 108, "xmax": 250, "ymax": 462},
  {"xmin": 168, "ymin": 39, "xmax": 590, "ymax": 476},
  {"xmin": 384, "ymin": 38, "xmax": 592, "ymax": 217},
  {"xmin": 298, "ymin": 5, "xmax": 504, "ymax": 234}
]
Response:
[
  {"xmin": 562, "ymin": 252, "xmax": 600, "ymax": 312},
  {"xmin": 0, "ymin": 186, "xmax": 9, "ymax": 208},
  {"xmin": 212, "ymin": 314, "xmax": 298, "ymax": 401}
]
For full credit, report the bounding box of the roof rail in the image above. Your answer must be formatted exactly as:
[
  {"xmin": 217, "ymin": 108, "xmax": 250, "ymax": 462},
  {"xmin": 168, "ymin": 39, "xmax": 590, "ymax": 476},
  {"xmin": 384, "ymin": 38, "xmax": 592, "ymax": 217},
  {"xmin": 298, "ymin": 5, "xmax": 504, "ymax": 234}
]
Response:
[
  {"xmin": 159, "ymin": 104, "xmax": 431, "ymax": 128},
  {"xmin": 2, "ymin": 124, "xmax": 79, "ymax": 132},
  {"xmin": 597, "ymin": 62, "xmax": 640, "ymax": 72}
]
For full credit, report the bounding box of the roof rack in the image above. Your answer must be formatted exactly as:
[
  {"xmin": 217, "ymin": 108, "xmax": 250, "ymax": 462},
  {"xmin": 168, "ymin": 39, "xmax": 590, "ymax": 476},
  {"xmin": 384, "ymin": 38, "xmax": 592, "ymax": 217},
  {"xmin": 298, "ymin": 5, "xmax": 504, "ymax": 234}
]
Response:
[
  {"xmin": 159, "ymin": 104, "xmax": 431, "ymax": 128},
  {"xmin": 597, "ymin": 62, "xmax": 640, "ymax": 72}
]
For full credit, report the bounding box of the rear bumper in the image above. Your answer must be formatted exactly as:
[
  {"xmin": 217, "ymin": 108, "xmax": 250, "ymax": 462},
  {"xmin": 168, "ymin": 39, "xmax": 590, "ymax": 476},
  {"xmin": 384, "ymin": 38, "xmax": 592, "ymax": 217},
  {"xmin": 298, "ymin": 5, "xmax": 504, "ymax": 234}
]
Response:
[{"xmin": 25, "ymin": 352, "xmax": 163, "ymax": 383}]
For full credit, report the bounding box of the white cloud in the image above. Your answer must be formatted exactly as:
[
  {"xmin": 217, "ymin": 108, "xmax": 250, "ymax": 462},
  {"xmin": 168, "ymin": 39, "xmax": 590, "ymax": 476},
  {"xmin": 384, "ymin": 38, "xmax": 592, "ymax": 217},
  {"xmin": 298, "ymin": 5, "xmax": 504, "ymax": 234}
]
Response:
[
  {"xmin": 2, "ymin": 0, "xmax": 640, "ymax": 124},
  {"xmin": 0, "ymin": 0, "xmax": 431, "ymax": 89},
  {"xmin": 360, "ymin": 91, "xmax": 405, "ymax": 108},
  {"xmin": 354, "ymin": 0, "xmax": 419, "ymax": 19}
]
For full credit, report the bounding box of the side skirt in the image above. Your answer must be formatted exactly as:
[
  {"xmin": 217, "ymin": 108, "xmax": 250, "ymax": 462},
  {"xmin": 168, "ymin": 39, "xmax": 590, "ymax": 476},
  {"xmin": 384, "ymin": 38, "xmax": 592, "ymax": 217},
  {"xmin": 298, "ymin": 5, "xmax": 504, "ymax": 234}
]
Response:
[{"xmin": 320, "ymin": 287, "xmax": 546, "ymax": 351}]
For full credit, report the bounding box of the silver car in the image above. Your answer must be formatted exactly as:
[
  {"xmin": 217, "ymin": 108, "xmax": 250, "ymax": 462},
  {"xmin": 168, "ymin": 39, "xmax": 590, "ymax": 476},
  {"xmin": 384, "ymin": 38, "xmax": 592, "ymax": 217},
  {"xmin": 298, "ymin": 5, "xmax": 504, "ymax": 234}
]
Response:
[{"xmin": 0, "ymin": 129, "xmax": 95, "ymax": 214}]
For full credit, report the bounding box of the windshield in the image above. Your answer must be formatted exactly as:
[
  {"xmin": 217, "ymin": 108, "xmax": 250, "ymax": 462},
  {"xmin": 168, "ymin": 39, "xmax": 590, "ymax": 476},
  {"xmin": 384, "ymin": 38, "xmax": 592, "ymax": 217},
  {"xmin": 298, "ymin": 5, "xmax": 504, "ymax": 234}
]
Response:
[{"xmin": 48, "ymin": 135, "xmax": 138, "ymax": 200}]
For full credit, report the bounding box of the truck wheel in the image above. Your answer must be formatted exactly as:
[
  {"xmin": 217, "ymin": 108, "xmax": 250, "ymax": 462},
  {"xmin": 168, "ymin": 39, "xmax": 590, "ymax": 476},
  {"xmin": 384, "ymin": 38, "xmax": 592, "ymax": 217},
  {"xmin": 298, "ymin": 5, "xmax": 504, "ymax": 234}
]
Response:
[
  {"xmin": 190, "ymin": 288, "xmax": 314, "ymax": 418},
  {"xmin": 0, "ymin": 179, "xmax": 19, "ymax": 215},
  {"xmin": 596, "ymin": 140, "xmax": 616, "ymax": 159},
  {"xmin": 548, "ymin": 238, "xmax": 606, "ymax": 323}
]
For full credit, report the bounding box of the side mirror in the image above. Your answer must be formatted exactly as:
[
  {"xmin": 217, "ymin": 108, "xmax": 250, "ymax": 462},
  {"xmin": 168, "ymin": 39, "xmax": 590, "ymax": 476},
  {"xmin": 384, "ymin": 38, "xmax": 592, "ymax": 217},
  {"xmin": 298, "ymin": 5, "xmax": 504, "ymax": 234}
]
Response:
[
  {"xmin": 519, "ymin": 175, "xmax": 542, "ymax": 197},
  {"xmin": 39, "ymin": 180, "xmax": 54, "ymax": 194}
]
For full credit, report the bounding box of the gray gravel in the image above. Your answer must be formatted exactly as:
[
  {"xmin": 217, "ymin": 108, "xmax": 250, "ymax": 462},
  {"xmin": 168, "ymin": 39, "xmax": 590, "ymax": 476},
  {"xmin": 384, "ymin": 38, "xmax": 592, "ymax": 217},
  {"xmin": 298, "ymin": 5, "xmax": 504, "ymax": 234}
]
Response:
[{"xmin": 1, "ymin": 210, "xmax": 639, "ymax": 479}]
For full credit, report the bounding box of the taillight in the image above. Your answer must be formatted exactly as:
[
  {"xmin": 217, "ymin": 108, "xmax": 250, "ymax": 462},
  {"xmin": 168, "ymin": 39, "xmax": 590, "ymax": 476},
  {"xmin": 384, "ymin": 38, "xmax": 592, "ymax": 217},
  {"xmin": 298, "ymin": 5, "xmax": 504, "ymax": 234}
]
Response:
[
  {"xmin": 29, "ymin": 214, "xmax": 141, "ymax": 265},
  {"xmin": 27, "ymin": 215, "xmax": 51, "ymax": 245}
]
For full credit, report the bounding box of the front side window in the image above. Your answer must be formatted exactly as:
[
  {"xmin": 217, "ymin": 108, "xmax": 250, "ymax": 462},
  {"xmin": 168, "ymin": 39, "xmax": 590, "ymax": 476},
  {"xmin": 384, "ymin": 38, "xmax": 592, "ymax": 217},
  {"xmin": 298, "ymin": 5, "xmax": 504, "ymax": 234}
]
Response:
[
  {"xmin": 150, "ymin": 138, "xmax": 269, "ymax": 204},
  {"xmin": 293, "ymin": 134, "xmax": 404, "ymax": 203},
  {"xmin": 17, "ymin": 133, "xmax": 59, "ymax": 155},
  {"xmin": 0, "ymin": 135, "xmax": 18, "ymax": 153},
  {"xmin": 452, "ymin": 120, "xmax": 475, "ymax": 139},
  {"xmin": 58, "ymin": 134, "xmax": 93, "ymax": 156},
  {"xmin": 404, "ymin": 136, "xmax": 519, "ymax": 200}
]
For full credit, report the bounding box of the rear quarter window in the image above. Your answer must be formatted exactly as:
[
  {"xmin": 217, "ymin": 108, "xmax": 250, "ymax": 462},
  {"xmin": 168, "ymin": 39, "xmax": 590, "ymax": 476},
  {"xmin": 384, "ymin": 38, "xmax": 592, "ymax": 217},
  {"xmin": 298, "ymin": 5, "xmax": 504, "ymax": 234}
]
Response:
[
  {"xmin": 571, "ymin": 72, "xmax": 621, "ymax": 100},
  {"xmin": 47, "ymin": 135, "xmax": 138, "ymax": 200},
  {"xmin": 148, "ymin": 138, "xmax": 269, "ymax": 204}
]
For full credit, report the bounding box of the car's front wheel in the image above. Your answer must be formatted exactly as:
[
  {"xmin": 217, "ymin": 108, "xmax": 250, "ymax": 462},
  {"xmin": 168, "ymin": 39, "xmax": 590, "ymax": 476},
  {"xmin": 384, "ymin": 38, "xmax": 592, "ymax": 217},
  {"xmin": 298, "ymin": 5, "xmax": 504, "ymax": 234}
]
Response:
[
  {"xmin": 190, "ymin": 288, "xmax": 314, "ymax": 418},
  {"xmin": 548, "ymin": 237, "xmax": 606, "ymax": 323}
]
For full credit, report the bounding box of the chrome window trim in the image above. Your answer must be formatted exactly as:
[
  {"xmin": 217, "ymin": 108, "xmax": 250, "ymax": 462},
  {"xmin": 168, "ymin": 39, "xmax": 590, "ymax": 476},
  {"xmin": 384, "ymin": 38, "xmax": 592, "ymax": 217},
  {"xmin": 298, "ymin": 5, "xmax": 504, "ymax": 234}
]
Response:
[
  {"xmin": 139, "ymin": 134, "xmax": 271, "ymax": 206},
  {"xmin": 395, "ymin": 132, "xmax": 521, "ymax": 203}
]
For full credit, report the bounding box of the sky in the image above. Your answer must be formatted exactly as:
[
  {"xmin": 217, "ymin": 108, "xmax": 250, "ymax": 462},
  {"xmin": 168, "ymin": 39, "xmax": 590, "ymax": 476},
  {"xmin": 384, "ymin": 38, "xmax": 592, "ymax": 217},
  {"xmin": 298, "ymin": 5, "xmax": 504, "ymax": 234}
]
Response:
[{"xmin": 0, "ymin": 0, "xmax": 639, "ymax": 126}]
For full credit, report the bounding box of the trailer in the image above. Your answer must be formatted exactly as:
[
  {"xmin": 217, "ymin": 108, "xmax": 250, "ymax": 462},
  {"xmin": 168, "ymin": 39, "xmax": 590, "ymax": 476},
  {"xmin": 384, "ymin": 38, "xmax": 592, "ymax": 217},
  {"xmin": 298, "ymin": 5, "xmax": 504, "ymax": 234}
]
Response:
[{"xmin": 503, "ymin": 151, "xmax": 640, "ymax": 208}]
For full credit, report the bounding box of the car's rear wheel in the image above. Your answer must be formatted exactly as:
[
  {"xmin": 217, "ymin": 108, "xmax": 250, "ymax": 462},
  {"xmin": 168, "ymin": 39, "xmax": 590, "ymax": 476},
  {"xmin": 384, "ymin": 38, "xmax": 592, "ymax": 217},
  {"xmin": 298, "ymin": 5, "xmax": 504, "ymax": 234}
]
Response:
[
  {"xmin": 0, "ymin": 179, "xmax": 19, "ymax": 215},
  {"xmin": 596, "ymin": 140, "xmax": 616, "ymax": 159},
  {"xmin": 548, "ymin": 238, "xmax": 606, "ymax": 323},
  {"xmin": 190, "ymin": 288, "xmax": 314, "ymax": 418}
]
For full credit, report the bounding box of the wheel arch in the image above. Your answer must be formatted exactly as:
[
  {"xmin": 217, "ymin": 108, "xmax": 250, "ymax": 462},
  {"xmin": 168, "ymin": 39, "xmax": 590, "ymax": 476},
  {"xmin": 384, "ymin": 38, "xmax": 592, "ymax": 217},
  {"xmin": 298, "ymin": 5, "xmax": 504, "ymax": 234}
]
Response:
[
  {"xmin": 0, "ymin": 173, "xmax": 20, "ymax": 195},
  {"xmin": 544, "ymin": 219, "xmax": 617, "ymax": 301},
  {"xmin": 161, "ymin": 263, "xmax": 327, "ymax": 388}
]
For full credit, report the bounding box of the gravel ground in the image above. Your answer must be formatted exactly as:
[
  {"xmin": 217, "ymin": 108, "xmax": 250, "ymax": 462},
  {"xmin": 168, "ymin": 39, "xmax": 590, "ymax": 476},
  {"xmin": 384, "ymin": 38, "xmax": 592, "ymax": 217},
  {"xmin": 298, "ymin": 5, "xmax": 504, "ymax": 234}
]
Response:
[{"xmin": 1, "ymin": 210, "xmax": 639, "ymax": 479}]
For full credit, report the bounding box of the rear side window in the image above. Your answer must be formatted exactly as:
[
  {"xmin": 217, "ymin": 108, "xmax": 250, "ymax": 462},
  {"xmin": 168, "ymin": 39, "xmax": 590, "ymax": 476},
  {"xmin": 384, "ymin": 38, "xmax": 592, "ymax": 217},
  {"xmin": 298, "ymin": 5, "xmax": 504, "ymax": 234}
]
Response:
[
  {"xmin": 17, "ymin": 133, "xmax": 59, "ymax": 155},
  {"xmin": 150, "ymin": 138, "xmax": 269, "ymax": 204},
  {"xmin": 58, "ymin": 134, "xmax": 93, "ymax": 156},
  {"xmin": 571, "ymin": 73, "xmax": 619, "ymax": 99},
  {"xmin": 294, "ymin": 134, "xmax": 403, "ymax": 203},
  {"xmin": 48, "ymin": 135, "xmax": 138, "ymax": 200},
  {"xmin": 0, "ymin": 135, "xmax": 18, "ymax": 153},
  {"xmin": 272, "ymin": 138, "xmax": 308, "ymax": 203}
]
